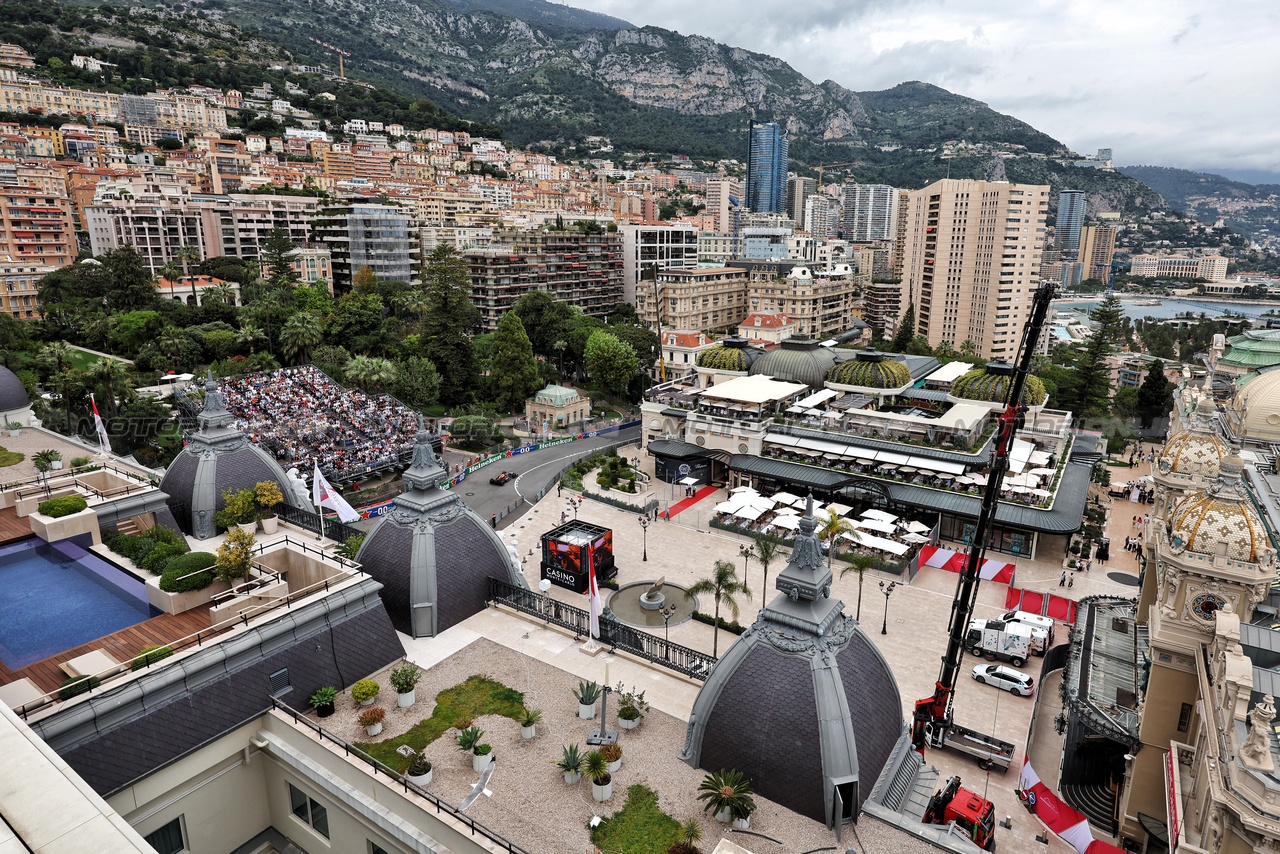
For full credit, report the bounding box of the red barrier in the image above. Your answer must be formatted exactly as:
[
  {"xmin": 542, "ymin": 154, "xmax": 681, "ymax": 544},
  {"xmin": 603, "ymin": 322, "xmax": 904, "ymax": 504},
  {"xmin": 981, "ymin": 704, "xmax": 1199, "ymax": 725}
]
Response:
[{"xmin": 1004, "ymin": 587, "xmax": 1077, "ymax": 624}]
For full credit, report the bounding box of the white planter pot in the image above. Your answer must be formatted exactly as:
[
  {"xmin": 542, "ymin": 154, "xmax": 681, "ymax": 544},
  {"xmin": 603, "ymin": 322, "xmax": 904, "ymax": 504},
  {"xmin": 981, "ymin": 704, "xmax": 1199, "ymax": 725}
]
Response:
[
  {"xmin": 714, "ymin": 806, "xmax": 732, "ymax": 824},
  {"xmin": 578, "ymin": 702, "xmax": 595, "ymax": 720},
  {"xmin": 592, "ymin": 779, "xmax": 612, "ymax": 802},
  {"xmin": 8, "ymin": 429, "xmax": 19, "ymax": 437},
  {"xmin": 618, "ymin": 715, "xmax": 640, "ymax": 730},
  {"xmin": 521, "ymin": 724, "xmax": 536, "ymax": 739},
  {"xmin": 473, "ymin": 752, "xmax": 492, "ymax": 772},
  {"xmin": 51, "ymin": 460, "xmax": 63, "ymax": 470},
  {"xmin": 407, "ymin": 768, "xmax": 432, "ymax": 786},
  {"xmin": 732, "ymin": 815, "xmax": 751, "ymax": 830},
  {"xmin": 359, "ymin": 697, "xmax": 376, "ymax": 707},
  {"xmin": 397, "ymin": 690, "xmax": 415, "ymax": 708},
  {"xmin": 237, "ymin": 521, "xmax": 257, "ymax": 536},
  {"xmin": 365, "ymin": 722, "xmax": 383, "ymax": 737},
  {"xmin": 260, "ymin": 515, "xmax": 278, "ymax": 534},
  {"xmin": 563, "ymin": 770, "xmax": 581, "ymax": 785},
  {"xmin": 607, "ymin": 758, "xmax": 621, "ymax": 773}
]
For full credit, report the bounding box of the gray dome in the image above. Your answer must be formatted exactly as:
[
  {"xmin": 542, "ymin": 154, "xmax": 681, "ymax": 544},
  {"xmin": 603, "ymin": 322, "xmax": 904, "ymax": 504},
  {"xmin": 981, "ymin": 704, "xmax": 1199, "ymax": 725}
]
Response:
[
  {"xmin": 160, "ymin": 371, "xmax": 302, "ymax": 538},
  {"xmin": 355, "ymin": 425, "xmax": 527, "ymax": 637},
  {"xmin": 680, "ymin": 497, "xmax": 905, "ymax": 828},
  {"xmin": 0, "ymin": 365, "xmax": 30, "ymax": 413},
  {"xmin": 749, "ymin": 338, "xmax": 841, "ymax": 388}
]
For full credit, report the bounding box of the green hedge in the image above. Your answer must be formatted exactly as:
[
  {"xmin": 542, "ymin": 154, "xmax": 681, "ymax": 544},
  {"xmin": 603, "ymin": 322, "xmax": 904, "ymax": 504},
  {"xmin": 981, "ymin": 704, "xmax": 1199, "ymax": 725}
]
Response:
[
  {"xmin": 131, "ymin": 645, "xmax": 174, "ymax": 670},
  {"xmin": 59, "ymin": 675, "xmax": 100, "ymax": 700},
  {"xmin": 692, "ymin": 611, "xmax": 747, "ymax": 635},
  {"xmin": 159, "ymin": 552, "xmax": 218, "ymax": 593},
  {"xmin": 139, "ymin": 542, "xmax": 187, "ymax": 575},
  {"xmin": 37, "ymin": 495, "xmax": 88, "ymax": 518},
  {"xmin": 109, "ymin": 534, "xmax": 154, "ymax": 562}
]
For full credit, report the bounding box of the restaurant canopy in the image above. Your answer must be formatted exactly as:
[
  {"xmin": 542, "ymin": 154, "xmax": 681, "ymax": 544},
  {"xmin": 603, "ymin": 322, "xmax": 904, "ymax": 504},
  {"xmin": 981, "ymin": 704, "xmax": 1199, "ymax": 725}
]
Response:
[{"xmin": 854, "ymin": 518, "xmax": 897, "ymax": 534}]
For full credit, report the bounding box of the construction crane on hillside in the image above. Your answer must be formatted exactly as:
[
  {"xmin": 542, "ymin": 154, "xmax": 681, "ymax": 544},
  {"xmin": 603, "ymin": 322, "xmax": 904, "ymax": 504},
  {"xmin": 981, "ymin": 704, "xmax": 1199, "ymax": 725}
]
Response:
[{"xmin": 309, "ymin": 36, "xmax": 352, "ymax": 79}]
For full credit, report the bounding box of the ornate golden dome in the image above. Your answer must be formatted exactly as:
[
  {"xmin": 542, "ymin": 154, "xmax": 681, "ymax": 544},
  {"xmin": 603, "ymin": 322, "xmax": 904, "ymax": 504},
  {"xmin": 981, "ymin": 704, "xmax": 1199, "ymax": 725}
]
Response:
[
  {"xmin": 1167, "ymin": 457, "xmax": 1269, "ymax": 562},
  {"xmin": 1158, "ymin": 430, "xmax": 1228, "ymax": 478}
]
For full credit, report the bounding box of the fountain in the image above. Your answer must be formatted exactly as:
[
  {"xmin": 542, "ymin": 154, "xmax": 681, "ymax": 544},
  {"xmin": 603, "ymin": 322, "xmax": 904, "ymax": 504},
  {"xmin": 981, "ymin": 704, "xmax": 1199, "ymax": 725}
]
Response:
[
  {"xmin": 607, "ymin": 581, "xmax": 697, "ymax": 629},
  {"xmin": 639, "ymin": 577, "xmax": 666, "ymax": 610}
]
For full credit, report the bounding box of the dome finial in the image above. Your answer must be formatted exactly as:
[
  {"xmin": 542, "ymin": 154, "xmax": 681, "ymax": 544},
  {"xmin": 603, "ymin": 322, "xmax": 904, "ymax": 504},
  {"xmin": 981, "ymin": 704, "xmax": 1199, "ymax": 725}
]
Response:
[
  {"xmin": 402, "ymin": 419, "xmax": 445, "ymax": 492},
  {"xmin": 197, "ymin": 369, "xmax": 232, "ymax": 431}
]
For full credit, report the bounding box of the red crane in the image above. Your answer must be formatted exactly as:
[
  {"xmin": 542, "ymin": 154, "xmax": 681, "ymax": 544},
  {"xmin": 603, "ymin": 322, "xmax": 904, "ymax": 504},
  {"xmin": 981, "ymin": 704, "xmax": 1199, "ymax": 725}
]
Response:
[{"xmin": 309, "ymin": 36, "xmax": 352, "ymax": 79}]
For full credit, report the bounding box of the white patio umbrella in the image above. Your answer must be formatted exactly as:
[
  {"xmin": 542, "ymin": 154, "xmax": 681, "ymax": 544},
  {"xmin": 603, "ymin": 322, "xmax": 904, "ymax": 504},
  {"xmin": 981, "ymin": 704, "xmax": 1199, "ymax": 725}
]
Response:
[
  {"xmin": 680, "ymin": 476, "xmax": 700, "ymax": 486},
  {"xmin": 901, "ymin": 532, "xmax": 930, "ymax": 545},
  {"xmin": 743, "ymin": 495, "xmax": 777, "ymax": 511},
  {"xmin": 1030, "ymin": 488, "xmax": 1052, "ymax": 498},
  {"xmin": 1028, "ymin": 467, "xmax": 1056, "ymax": 476},
  {"xmin": 773, "ymin": 515, "xmax": 802, "ymax": 531},
  {"xmin": 905, "ymin": 521, "xmax": 931, "ymax": 534},
  {"xmin": 862, "ymin": 509, "xmax": 898, "ymax": 522},
  {"xmin": 774, "ymin": 506, "xmax": 800, "ymax": 515},
  {"xmin": 735, "ymin": 505, "xmax": 766, "ymax": 521},
  {"xmin": 729, "ymin": 485, "xmax": 757, "ymax": 494},
  {"xmin": 772, "ymin": 491, "xmax": 803, "ymax": 506},
  {"xmin": 855, "ymin": 518, "xmax": 897, "ymax": 534},
  {"xmin": 713, "ymin": 500, "xmax": 743, "ymax": 514},
  {"xmin": 826, "ymin": 502, "xmax": 853, "ymax": 516}
]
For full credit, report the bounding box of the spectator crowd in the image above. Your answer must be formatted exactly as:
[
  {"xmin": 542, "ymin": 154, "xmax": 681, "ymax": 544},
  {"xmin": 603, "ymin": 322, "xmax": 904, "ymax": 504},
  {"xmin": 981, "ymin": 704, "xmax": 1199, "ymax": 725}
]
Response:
[{"xmin": 209, "ymin": 366, "xmax": 421, "ymax": 481}]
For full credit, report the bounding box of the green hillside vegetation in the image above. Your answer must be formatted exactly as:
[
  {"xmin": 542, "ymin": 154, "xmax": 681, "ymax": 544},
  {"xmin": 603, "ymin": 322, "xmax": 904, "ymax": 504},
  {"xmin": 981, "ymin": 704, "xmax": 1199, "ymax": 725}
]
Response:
[{"xmin": 1120, "ymin": 166, "xmax": 1280, "ymax": 210}]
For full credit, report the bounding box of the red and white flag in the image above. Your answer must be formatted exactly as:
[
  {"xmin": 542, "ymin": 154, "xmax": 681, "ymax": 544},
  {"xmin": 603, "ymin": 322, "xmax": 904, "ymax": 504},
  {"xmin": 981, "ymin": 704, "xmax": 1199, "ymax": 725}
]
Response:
[
  {"xmin": 312, "ymin": 463, "xmax": 360, "ymax": 523},
  {"xmin": 588, "ymin": 558, "xmax": 601, "ymax": 639},
  {"xmin": 90, "ymin": 394, "xmax": 110, "ymax": 453},
  {"xmin": 1018, "ymin": 756, "xmax": 1125, "ymax": 854}
]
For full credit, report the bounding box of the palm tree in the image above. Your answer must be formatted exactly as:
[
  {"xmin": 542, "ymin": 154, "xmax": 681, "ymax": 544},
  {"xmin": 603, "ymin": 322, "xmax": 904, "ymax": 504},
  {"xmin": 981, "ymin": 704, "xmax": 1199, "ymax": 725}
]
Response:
[
  {"xmin": 280, "ymin": 312, "xmax": 323, "ymax": 365},
  {"xmin": 87, "ymin": 358, "xmax": 132, "ymax": 418},
  {"xmin": 840, "ymin": 554, "xmax": 878, "ymax": 622},
  {"xmin": 959, "ymin": 339, "xmax": 979, "ymax": 358},
  {"xmin": 206, "ymin": 282, "xmax": 236, "ymax": 306},
  {"xmin": 345, "ymin": 355, "xmax": 397, "ymax": 392},
  {"xmin": 817, "ymin": 509, "xmax": 855, "ymax": 571},
  {"xmin": 40, "ymin": 342, "xmax": 76, "ymax": 432},
  {"xmin": 0, "ymin": 315, "xmax": 28, "ymax": 366},
  {"xmin": 685, "ymin": 559, "xmax": 751, "ymax": 658},
  {"xmin": 157, "ymin": 326, "xmax": 188, "ymax": 368},
  {"xmin": 159, "ymin": 260, "xmax": 183, "ymax": 288},
  {"xmin": 236, "ymin": 323, "xmax": 267, "ymax": 355},
  {"xmin": 751, "ymin": 534, "xmax": 784, "ymax": 596}
]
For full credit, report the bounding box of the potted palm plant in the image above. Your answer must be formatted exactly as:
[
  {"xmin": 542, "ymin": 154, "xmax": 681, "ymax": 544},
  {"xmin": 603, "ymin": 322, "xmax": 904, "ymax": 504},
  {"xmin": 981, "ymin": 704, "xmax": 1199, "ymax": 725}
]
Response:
[
  {"xmin": 389, "ymin": 663, "xmax": 422, "ymax": 708},
  {"xmin": 600, "ymin": 742, "xmax": 622, "ymax": 773},
  {"xmin": 556, "ymin": 744, "xmax": 583, "ymax": 785},
  {"xmin": 358, "ymin": 706, "xmax": 385, "ymax": 737},
  {"xmin": 351, "ymin": 679, "xmax": 380, "ymax": 706},
  {"xmin": 406, "ymin": 753, "xmax": 432, "ymax": 786},
  {"xmin": 7, "ymin": 420, "xmax": 22, "ymax": 438},
  {"xmin": 584, "ymin": 750, "xmax": 612, "ymax": 802},
  {"xmin": 457, "ymin": 726, "xmax": 491, "ymax": 771},
  {"xmin": 309, "ymin": 686, "xmax": 338, "ymax": 718},
  {"xmin": 520, "ymin": 708, "xmax": 543, "ymax": 739},
  {"xmin": 697, "ymin": 769, "xmax": 755, "ymax": 828},
  {"xmin": 473, "ymin": 742, "xmax": 493, "ymax": 772},
  {"xmin": 573, "ymin": 680, "xmax": 601, "ymax": 719},
  {"xmin": 254, "ymin": 481, "xmax": 284, "ymax": 534}
]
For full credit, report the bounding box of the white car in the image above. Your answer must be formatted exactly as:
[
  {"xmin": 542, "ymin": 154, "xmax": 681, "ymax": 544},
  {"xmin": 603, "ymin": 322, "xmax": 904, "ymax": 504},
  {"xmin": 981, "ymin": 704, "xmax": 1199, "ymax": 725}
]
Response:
[{"xmin": 971, "ymin": 663, "xmax": 1035, "ymax": 696}]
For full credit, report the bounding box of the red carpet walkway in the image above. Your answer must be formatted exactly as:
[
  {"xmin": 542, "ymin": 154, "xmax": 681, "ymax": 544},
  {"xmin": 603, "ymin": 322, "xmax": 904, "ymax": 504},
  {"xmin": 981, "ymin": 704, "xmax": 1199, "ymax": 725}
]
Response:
[{"xmin": 663, "ymin": 484, "xmax": 719, "ymax": 519}]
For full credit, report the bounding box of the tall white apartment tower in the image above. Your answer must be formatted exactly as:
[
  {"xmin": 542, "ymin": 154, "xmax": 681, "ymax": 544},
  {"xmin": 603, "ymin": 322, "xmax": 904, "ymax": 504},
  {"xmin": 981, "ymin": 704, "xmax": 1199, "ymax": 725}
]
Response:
[{"xmin": 842, "ymin": 183, "xmax": 901, "ymax": 242}]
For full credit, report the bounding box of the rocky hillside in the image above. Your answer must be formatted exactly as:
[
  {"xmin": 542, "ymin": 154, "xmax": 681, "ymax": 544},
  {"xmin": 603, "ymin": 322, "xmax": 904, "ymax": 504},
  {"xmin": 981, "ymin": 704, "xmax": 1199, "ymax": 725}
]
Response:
[{"xmin": 1120, "ymin": 166, "xmax": 1280, "ymax": 249}]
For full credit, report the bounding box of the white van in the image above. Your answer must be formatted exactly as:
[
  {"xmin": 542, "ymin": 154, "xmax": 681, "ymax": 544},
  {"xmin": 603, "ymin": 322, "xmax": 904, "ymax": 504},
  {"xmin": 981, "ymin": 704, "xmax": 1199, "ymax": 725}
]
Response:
[{"xmin": 1001, "ymin": 610, "xmax": 1056, "ymax": 646}]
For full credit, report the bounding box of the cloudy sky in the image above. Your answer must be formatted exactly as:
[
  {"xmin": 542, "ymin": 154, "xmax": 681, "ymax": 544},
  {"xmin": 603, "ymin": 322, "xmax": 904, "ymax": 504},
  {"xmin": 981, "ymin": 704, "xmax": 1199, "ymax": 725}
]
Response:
[{"xmin": 567, "ymin": 0, "xmax": 1280, "ymax": 183}]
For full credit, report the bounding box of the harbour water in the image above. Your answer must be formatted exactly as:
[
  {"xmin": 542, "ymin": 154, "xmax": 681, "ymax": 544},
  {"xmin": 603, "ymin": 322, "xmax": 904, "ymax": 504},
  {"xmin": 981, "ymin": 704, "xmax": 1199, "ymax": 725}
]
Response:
[{"xmin": 1055, "ymin": 298, "xmax": 1278, "ymax": 323}]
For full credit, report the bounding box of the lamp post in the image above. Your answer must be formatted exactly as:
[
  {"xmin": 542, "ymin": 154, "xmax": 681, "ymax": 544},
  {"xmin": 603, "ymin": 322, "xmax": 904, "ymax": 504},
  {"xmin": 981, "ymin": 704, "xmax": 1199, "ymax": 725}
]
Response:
[
  {"xmin": 567, "ymin": 495, "xmax": 582, "ymax": 521},
  {"xmin": 659, "ymin": 602, "xmax": 678, "ymax": 658},
  {"xmin": 739, "ymin": 544, "xmax": 755, "ymax": 580},
  {"xmin": 637, "ymin": 514, "xmax": 650, "ymax": 561},
  {"xmin": 879, "ymin": 580, "xmax": 897, "ymax": 635}
]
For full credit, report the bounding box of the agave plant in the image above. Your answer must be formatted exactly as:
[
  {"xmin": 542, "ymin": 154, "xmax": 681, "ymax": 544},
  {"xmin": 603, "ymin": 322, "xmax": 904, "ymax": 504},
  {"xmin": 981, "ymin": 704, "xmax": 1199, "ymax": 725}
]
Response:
[
  {"xmin": 556, "ymin": 744, "xmax": 584, "ymax": 774},
  {"xmin": 696, "ymin": 768, "xmax": 755, "ymax": 822},
  {"xmin": 456, "ymin": 725, "xmax": 484, "ymax": 754},
  {"xmin": 583, "ymin": 750, "xmax": 610, "ymax": 785},
  {"xmin": 572, "ymin": 680, "xmax": 601, "ymax": 704}
]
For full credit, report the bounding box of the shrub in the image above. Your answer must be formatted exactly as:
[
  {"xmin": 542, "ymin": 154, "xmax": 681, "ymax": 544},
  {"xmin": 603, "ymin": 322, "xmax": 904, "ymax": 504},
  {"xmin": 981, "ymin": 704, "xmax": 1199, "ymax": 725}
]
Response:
[
  {"xmin": 358, "ymin": 706, "xmax": 386, "ymax": 728},
  {"xmin": 389, "ymin": 664, "xmax": 422, "ymax": 694},
  {"xmin": 351, "ymin": 679, "xmax": 380, "ymax": 703},
  {"xmin": 338, "ymin": 533, "xmax": 364, "ymax": 560},
  {"xmin": 37, "ymin": 495, "xmax": 88, "ymax": 518},
  {"xmin": 215, "ymin": 527, "xmax": 256, "ymax": 583},
  {"xmin": 159, "ymin": 552, "xmax": 217, "ymax": 593},
  {"xmin": 144, "ymin": 525, "xmax": 186, "ymax": 547},
  {"xmin": 131, "ymin": 645, "xmax": 173, "ymax": 670},
  {"xmin": 600, "ymin": 743, "xmax": 622, "ymax": 763},
  {"xmin": 310, "ymin": 686, "xmax": 338, "ymax": 709},
  {"xmin": 139, "ymin": 542, "xmax": 186, "ymax": 575},
  {"xmin": 692, "ymin": 611, "xmax": 747, "ymax": 635},
  {"xmin": 59, "ymin": 675, "xmax": 100, "ymax": 700},
  {"xmin": 70, "ymin": 456, "xmax": 93, "ymax": 468}
]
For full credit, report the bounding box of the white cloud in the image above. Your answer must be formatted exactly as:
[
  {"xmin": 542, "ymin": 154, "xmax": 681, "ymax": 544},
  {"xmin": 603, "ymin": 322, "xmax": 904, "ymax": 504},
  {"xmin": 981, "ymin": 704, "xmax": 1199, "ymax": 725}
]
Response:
[{"xmin": 566, "ymin": 0, "xmax": 1280, "ymax": 177}]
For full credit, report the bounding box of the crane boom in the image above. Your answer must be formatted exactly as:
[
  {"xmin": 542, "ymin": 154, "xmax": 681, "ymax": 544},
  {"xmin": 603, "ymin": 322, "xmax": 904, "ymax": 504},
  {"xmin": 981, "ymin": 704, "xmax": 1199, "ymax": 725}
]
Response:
[
  {"xmin": 912, "ymin": 281, "xmax": 1057, "ymax": 752},
  {"xmin": 309, "ymin": 36, "xmax": 352, "ymax": 79}
]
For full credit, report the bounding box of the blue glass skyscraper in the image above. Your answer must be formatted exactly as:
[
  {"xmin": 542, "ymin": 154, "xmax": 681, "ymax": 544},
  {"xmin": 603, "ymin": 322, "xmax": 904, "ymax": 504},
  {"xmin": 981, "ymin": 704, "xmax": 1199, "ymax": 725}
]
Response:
[
  {"xmin": 746, "ymin": 122, "xmax": 788, "ymax": 214},
  {"xmin": 1056, "ymin": 190, "xmax": 1086, "ymax": 257}
]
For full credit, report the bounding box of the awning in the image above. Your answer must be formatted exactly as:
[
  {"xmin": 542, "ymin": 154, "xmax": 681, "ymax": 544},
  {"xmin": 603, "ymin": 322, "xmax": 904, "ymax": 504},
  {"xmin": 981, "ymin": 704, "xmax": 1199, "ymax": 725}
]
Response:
[
  {"xmin": 772, "ymin": 515, "xmax": 802, "ymax": 530},
  {"xmin": 826, "ymin": 502, "xmax": 853, "ymax": 515},
  {"xmin": 772, "ymin": 491, "xmax": 803, "ymax": 506},
  {"xmin": 855, "ymin": 518, "xmax": 897, "ymax": 534},
  {"xmin": 679, "ymin": 476, "xmax": 700, "ymax": 486},
  {"xmin": 862, "ymin": 509, "xmax": 898, "ymax": 522},
  {"xmin": 793, "ymin": 387, "xmax": 839, "ymax": 408},
  {"xmin": 735, "ymin": 506, "xmax": 766, "ymax": 521}
]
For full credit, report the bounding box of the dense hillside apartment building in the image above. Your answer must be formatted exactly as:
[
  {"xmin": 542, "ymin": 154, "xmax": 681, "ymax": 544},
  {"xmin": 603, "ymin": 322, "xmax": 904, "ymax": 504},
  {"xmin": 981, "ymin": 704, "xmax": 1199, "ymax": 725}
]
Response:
[
  {"xmin": 0, "ymin": 185, "xmax": 77, "ymax": 270},
  {"xmin": 313, "ymin": 202, "xmax": 420, "ymax": 290},
  {"xmin": 900, "ymin": 178, "xmax": 1050, "ymax": 359},
  {"xmin": 464, "ymin": 229, "xmax": 624, "ymax": 332},
  {"xmin": 0, "ymin": 255, "xmax": 57, "ymax": 319},
  {"xmin": 1078, "ymin": 224, "xmax": 1117, "ymax": 280},
  {"xmin": 842, "ymin": 183, "xmax": 901, "ymax": 242},
  {"xmin": 746, "ymin": 264, "xmax": 862, "ymax": 339}
]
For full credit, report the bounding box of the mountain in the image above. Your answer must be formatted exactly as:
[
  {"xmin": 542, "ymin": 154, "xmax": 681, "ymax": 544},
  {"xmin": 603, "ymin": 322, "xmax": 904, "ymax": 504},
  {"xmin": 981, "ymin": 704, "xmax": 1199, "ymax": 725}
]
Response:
[
  {"xmin": 437, "ymin": 0, "xmax": 633, "ymax": 31},
  {"xmin": 1120, "ymin": 166, "xmax": 1280, "ymax": 250}
]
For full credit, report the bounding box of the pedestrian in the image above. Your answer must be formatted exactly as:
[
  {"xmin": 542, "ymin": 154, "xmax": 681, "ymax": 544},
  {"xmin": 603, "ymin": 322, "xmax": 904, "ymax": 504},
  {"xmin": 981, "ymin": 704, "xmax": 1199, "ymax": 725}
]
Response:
[
  {"xmin": 1068, "ymin": 575, "xmax": 1074, "ymax": 588},
  {"xmin": 558, "ymin": 483, "xmax": 563, "ymax": 497},
  {"xmin": 561, "ymin": 511, "xmax": 567, "ymax": 524},
  {"xmin": 491, "ymin": 513, "xmax": 497, "ymax": 529},
  {"xmin": 1059, "ymin": 570, "xmax": 1066, "ymax": 587},
  {"xmin": 1085, "ymin": 560, "xmax": 1091, "ymax": 572}
]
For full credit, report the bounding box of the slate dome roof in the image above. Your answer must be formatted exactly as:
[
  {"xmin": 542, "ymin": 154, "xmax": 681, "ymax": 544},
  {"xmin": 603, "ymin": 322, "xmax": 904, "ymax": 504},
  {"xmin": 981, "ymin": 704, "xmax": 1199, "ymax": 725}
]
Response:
[
  {"xmin": 950, "ymin": 367, "xmax": 1047, "ymax": 406},
  {"xmin": 1168, "ymin": 456, "xmax": 1270, "ymax": 562},
  {"xmin": 749, "ymin": 338, "xmax": 841, "ymax": 388},
  {"xmin": 826, "ymin": 354, "xmax": 911, "ymax": 389},
  {"xmin": 680, "ymin": 497, "xmax": 905, "ymax": 827},
  {"xmin": 696, "ymin": 337, "xmax": 766, "ymax": 372},
  {"xmin": 0, "ymin": 365, "xmax": 30, "ymax": 413},
  {"xmin": 160, "ymin": 371, "xmax": 301, "ymax": 539},
  {"xmin": 354, "ymin": 423, "xmax": 527, "ymax": 637}
]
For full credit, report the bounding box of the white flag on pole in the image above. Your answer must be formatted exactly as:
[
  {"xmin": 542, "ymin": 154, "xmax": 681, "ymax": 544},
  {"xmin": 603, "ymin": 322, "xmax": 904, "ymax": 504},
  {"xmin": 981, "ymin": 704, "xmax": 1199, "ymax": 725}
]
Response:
[
  {"xmin": 91, "ymin": 394, "xmax": 111, "ymax": 453},
  {"xmin": 588, "ymin": 558, "xmax": 601, "ymax": 639},
  {"xmin": 312, "ymin": 463, "xmax": 360, "ymax": 523}
]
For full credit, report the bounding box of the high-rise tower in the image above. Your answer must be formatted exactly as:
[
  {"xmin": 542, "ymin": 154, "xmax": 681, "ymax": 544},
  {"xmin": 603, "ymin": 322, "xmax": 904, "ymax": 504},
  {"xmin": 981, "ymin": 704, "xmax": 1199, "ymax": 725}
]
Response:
[
  {"xmin": 1056, "ymin": 190, "xmax": 1086, "ymax": 257},
  {"xmin": 746, "ymin": 122, "xmax": 788, "ymax": 215}
]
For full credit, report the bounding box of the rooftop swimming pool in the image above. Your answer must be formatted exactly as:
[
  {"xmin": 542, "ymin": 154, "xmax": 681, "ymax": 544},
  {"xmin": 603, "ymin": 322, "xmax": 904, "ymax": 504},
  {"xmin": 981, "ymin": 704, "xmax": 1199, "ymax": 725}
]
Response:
[{"xmin": 0, "ymin": 536, "xmax": 159, "ymax": 670}]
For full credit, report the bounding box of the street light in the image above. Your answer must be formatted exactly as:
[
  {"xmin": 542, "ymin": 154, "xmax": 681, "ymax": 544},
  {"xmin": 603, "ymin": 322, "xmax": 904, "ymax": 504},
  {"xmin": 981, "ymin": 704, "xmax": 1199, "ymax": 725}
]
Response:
[
  {"xmin": 659, "ymin": 602, "xmax": 678, "ymax": 657},
  {"xmin": 879, "ymin": 580, "xmax": 897, "ymax": 635},
  {"xmin": 637, "ymin": 514, "xmax": 650, "ymax": 561},
  {"xmin": 567, "ymin": 495, "xmax": 582, "ymax": 521},
  {"xmin": 739, "ymin": 544, "xmax": 755, "ymax": 580}
]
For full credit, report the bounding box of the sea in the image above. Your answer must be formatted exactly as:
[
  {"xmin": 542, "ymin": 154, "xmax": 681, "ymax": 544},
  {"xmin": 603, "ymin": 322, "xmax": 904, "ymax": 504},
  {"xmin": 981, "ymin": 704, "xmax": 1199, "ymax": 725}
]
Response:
[{"xmin": 1054, "ymin": 298, "xmax": 1278, "ymax": 323}]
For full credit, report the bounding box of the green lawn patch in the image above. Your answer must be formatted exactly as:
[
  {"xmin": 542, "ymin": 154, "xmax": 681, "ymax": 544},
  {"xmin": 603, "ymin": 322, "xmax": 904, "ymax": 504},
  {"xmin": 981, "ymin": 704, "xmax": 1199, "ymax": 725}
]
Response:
[
  {"xmin": 0, "ymin": 446, "xmax": 23, "ymax": 468},
  {"xmin": 359, "ymin": 675, "xmax": 527, "ymax": 771},
  {"xmin": 589, "ymin": 784, "xmax": 683, "ymax": 854},
  {"xmin": 422, "ymin": 403, "xmax": 448, "ymax": 417}
]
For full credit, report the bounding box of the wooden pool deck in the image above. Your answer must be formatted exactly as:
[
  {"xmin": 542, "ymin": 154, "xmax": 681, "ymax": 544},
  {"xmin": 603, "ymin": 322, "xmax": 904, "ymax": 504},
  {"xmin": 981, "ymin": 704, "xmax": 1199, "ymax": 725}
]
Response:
[{"xmin": 0, "ymin": 506, "xmax": 31, "ymax": 545}]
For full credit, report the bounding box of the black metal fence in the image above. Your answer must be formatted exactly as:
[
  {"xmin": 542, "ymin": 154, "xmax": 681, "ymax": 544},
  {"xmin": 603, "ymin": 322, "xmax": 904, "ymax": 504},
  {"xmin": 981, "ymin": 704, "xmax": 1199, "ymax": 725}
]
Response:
[
  {"xmin": 269, "ymin": 698, "xmax": 532, "ymax": 854},
  {"xmin": 487, "ymin": 578, "xmax": 716, "ymax": 680},
  {"xmin": 276, "ymin": 503, "xmax": 363, "ymax": 543}
]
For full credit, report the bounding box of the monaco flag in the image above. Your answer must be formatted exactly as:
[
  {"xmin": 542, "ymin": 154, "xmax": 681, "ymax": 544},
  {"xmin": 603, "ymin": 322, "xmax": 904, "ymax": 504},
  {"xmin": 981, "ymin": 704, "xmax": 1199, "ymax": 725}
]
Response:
[
  {"xmin": 312, "ymin": 463, "xmax": 360, "ymax": 523},
  {"xmin": 1018, "ymin": 756, "xmax": 1125, "ymax": 854},
  {"xmin": 91, "ymin": 394, "xmax": 111, "ymax": 453},
  {"xmin": 588, "ymin": 558, "xmax": 601, "ymax": 639}
]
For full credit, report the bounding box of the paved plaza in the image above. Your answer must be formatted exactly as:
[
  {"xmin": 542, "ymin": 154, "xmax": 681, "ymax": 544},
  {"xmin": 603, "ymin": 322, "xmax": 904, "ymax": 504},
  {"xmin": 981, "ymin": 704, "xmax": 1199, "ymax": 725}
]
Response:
[{"xmin": 401, "ymin": 442, "xmax": 1152, "ymax": 851}]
